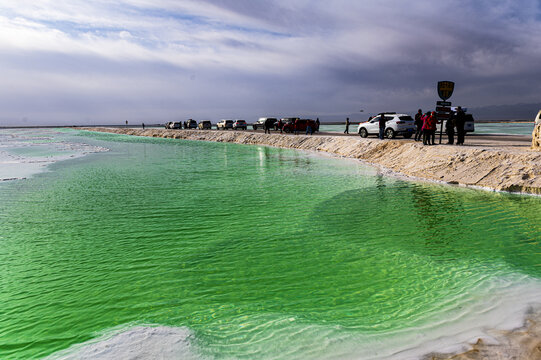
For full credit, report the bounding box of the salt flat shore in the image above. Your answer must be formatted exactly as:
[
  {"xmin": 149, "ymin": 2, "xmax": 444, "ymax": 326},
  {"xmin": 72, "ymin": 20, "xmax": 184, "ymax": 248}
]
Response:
[{"xmin": 81, "ymin": 127, "xmax": 541, "ymax": 196}]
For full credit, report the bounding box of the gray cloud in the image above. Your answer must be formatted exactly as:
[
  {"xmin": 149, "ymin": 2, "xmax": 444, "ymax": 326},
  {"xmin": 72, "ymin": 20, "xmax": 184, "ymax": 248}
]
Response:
[{"xmin": 1, "ymin": 0, "xmax": 541, "ymax": 125}]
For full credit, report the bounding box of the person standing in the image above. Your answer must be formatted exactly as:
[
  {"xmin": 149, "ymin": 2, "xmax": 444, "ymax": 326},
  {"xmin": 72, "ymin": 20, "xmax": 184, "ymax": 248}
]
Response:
[
  {"xmin": 142, "ymin": 123, "xmax": 145, "ymax": 130},
  {"xmin": 344, "ymin": 117, "xmax": 350, "ymax": 134},
  {"xmin": 294, "ymin": 118, "xmax": 299, "ymax": 135},
  {"xmin": 414, "ymin": 109, "xmax": 423, "ymax": 141},
  {"xmin": 379, "ymin": 114, "xmax": 386, "ymax": 140},
  {"xmin": 264, "ymin": 118, "xmax": 273, "ymax": 134},
  {"xmin": 277, "ymin": 118, "xmax": 283, "ymax": 133},
  {"xmin": 422, "ymin": 111, "xmax": 430, "ymax": 145},
  {"xmin": 315, "ymin": 118, "xmax": 320, "ymax": 132},
  {"xmin": 455, "ymin": 106, "xmax": 466, "ymax": 145},
  {"xmin": 429, "ymin": 111, "xmax": 438, "ymax": 145},
  {"xmin": 446, "ymin": 111, "xmax": 455, "ymax": 144},
  {"xmin": 306, "ymin": 120, "xmax": 313, "ymax": 135}
]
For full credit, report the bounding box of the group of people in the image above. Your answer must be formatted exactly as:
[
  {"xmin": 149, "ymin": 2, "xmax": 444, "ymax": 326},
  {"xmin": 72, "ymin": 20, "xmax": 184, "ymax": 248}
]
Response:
[{"xmin": 414, "ymin": 107, "xmax": 466, "ymax": 145}]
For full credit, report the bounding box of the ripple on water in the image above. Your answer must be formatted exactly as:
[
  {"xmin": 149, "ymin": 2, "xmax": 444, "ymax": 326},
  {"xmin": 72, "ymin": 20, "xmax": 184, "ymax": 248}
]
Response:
[{"xmin": 0, "ymin": 130, "xmax": 540, "ymax": 359}]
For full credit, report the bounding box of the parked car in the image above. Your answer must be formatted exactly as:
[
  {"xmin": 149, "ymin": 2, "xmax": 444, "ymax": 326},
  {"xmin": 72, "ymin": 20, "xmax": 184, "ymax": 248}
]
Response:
[
  {"xmin": 185, "ymin": 119, "xmax": 197, "ymax": 129},
  {"xmin": 233, "ymin": 119, "xmax": 247, "ymax": 130},
  {"xmin": 198, "ymin": 120, "xmax": 212, "ymax": 130},
  {"xmin": 217, "ymin": 119, "xmax": 234, "ymax": 130},
  {"xmin": 357, "ymin": 113, "xmax": 415, "ymax": 139},
  {"xmin": 165, "ymin": 122, "xmax": 182, "ymax": 129},
  {"xmin": 278, "ymin": 117, "xmax": 299, "ymax": 131},
  {"xmin": 282, "ymin": 119, "xmax": 318, "ymax": 133},
  {"xmin": 253, "ymin": 117, "xmax": 277, "ymax": 130}
]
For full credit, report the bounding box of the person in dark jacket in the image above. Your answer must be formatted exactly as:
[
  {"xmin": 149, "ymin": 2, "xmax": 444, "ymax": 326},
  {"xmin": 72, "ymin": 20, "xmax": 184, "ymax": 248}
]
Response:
[
  {"xmin": 455, "ymin": 107, "xmax": 466, "ymax": 145},
  {"xmin": 315, "ymin": 118, "xmax": 320, "ymax": 132},
  {"xmin": 414, "ymin": 109, "xmax": 423, "ymax": 141},
  {"xmin": 264, "ymin": 118, "xmax": 273, "ymax": 134},
  {"xmin": 379, "ymin": 114, "xmax": 386, "ymax": 140},
  {"xmin": 344, "ymin": 117, "xmax": 350, "ymax": 134},
  {"xmin": 446, "ymin": 111, "xmax": 455, "ymax": 144}
]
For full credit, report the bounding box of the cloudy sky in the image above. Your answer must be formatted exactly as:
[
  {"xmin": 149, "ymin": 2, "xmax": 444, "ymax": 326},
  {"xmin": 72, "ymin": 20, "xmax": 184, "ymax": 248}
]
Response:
[{"xmin": 1, "ymin": 0, "xmax": 541, "ymax": 125}]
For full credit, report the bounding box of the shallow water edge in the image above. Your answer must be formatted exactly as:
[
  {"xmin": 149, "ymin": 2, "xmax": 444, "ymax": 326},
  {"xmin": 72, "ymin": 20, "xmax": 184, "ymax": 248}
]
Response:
[{"xmin": 81, "ymin": 127, "xmax": 541, "ymax": 195}]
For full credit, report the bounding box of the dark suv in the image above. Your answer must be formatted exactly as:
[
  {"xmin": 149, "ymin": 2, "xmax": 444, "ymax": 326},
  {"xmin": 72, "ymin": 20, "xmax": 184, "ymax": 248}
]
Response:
[
  {"xmin": 185, "ymin": 119, "xmax": 197, "ymax": 129},
  {"xmin": 282, "ymin": 119, "xmax": 318, "ymax": 133},
  {"xmin": 233, "ymin": 120, "xmax": 247, "ymax": 130},
  {"xmin": 198, "ymin": 120, "xmax": 212, "ymax": 130}
]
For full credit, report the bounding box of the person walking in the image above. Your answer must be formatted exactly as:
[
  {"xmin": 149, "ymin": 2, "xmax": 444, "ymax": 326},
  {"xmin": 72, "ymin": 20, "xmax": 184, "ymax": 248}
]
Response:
[
  {"xmin": 446, "ymin": 111, "xmax": 455, "ymax": 144},
  {"xmin": 344, "ymin": 117, "xmax": 350, "ymax": 134},
  {"xmin": 414, "ymin": 109, "xmax": 423, "ymax": 141},
  {"xmin": 315, "ymin": 118, "xmax": 320, "ymax": 133},
  {"xmin": 378, "ymin": 113, "xmax": 386, "ymax": 140},
  {"xmin": 455, "ymin": 106, "xmax": 466, "ymax": 145}
]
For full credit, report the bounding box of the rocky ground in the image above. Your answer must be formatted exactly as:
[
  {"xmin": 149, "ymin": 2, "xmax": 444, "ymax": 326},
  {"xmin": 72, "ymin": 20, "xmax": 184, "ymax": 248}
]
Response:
[{"xmin": 81, "ymin": 127, "xmax": 541, "ymax": 195}]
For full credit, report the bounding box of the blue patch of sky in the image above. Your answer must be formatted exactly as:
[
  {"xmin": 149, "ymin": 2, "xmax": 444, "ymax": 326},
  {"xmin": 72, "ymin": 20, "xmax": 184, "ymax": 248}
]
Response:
[
  {"xmin": 37, "ymin": 19, "xmax": 127, "ymax": 36},
  {"xmin": 127, "ymin": 5, "xmax": 293, "ymax": 39}
]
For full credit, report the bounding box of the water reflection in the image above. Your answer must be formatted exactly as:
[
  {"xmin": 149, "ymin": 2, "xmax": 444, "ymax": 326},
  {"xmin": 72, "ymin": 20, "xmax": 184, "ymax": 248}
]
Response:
[{"xmin": 311, "ymin": 180, "xmax": 541, "ymax": 277}]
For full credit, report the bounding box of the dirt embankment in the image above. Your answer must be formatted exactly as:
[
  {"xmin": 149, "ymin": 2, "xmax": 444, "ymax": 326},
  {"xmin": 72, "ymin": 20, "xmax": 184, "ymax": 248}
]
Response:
[
  {"xmin": 533, "ymin": 123, "xmax": 541, "ymax": 150},
  {"xmin": 81, "ymin": 127, "xmax": 541, "ymax": 195}
]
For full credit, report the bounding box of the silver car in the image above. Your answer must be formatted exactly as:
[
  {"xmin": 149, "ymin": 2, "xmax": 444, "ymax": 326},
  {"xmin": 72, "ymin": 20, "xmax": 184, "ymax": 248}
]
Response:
[{"xmin": 357, "ymin": 113, "xmax": 415, "ymax": 139}]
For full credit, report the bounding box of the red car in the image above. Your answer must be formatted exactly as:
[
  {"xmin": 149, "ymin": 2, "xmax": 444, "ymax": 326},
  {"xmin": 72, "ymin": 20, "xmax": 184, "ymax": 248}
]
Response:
[{"xmin": 282, "ymin": 119, "xmax": 318, "ymax": 133}]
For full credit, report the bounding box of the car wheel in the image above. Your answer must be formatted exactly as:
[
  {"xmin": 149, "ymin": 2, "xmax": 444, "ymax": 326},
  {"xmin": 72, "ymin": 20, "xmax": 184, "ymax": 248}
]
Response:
[
  {"xmin": 385, "ymin": 128, "xmax": 395, "ymax": 139},
  {"xmin": 359, "ymin": 128, "xmax": 368, "ymax": 138},
  {"xmin": 403, "ymin": 133, "xmax": 412, "ymax": 139}
]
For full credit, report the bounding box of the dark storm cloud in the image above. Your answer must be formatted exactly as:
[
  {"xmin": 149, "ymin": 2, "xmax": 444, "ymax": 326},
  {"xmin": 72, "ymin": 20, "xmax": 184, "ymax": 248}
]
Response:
[{"xmin": 1, "ymin": 0, "xmax": 541, "ymax": 125}]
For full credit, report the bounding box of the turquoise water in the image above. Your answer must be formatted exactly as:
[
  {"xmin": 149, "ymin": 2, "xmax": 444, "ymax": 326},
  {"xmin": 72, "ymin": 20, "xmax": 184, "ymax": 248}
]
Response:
[
  {"xmin": 0, "ymin": 129, "xmax": 540, "ymax": 359},
  {"xmin": 320, "ymin": 122, "xmax": 535, "ymax": 135}
]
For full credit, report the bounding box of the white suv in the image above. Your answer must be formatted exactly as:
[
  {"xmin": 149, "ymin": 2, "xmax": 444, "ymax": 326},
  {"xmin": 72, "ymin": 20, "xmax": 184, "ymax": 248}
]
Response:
[
  {"xmin": 357, "ymin": 113, "xmax": 415, "ymax": 139},
  {"xmin": 217, "ymin": 119, "xmax": 234, "ymax": 130}
]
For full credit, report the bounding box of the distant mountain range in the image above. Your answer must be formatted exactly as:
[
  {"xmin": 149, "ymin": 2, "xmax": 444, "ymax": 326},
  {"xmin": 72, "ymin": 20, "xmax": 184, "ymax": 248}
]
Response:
[{"xmin": 466, "ymin": 103, "xmax": 541, "ymax": 121}]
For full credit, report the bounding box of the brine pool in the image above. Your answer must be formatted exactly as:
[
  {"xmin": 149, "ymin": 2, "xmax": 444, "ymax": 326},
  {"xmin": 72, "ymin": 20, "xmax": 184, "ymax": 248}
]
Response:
[{"xmin": 1, "ymin": 128, "xmax": 540, "ymax": 359}]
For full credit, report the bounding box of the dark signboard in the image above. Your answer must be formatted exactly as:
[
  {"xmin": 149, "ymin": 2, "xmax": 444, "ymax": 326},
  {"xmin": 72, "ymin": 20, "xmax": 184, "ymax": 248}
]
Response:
[{"xmin": 437, "ymin": 81, "xmax": 455, "ymax": 101}]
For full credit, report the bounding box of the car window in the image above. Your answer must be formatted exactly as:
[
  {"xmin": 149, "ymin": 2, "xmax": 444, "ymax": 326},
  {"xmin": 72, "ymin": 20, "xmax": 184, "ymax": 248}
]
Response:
[{"xmin": 399, "ymin": 116, "xmax": 413, "ymax": 121}]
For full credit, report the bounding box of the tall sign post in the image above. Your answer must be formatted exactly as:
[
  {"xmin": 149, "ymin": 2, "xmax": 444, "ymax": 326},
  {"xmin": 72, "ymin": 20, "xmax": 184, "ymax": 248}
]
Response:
[{"xmin": 436, "ymin": 81, "xmax": 454, "ymax": 144}]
